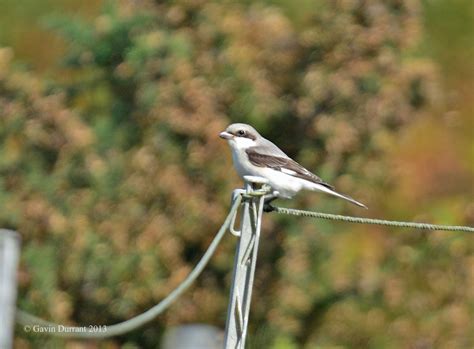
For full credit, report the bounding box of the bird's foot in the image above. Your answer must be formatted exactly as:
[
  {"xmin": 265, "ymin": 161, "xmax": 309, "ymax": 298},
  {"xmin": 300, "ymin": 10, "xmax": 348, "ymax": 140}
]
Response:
[{"xmin": 263, "ymin": 203, "xmax": 276, "ymax": 212}]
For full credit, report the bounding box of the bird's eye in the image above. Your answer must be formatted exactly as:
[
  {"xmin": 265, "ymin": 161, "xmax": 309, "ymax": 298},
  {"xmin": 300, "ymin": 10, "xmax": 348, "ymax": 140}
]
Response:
[{"xmin": 237, "ymin": 130, "xmax": 246, "ymax": 136}]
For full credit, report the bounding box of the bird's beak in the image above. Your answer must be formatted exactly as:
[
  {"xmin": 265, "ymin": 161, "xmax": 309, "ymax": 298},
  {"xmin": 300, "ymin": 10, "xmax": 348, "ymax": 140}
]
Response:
[{"xmin": 219, "ymin": 131, "xmax": 233, "ymax": 140}]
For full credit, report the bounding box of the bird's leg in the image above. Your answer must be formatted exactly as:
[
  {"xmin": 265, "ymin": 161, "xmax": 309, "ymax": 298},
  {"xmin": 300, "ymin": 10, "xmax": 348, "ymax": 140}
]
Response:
[{"xmin": 263, "ymin": 192, "xmax": 279, "ymax": 212}]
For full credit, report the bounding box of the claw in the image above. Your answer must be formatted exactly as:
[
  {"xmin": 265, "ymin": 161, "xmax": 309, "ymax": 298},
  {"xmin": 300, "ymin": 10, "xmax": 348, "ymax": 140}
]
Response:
[{"xmin": 263, "ymin": 203, "xmax": 275, "ymax": 213}]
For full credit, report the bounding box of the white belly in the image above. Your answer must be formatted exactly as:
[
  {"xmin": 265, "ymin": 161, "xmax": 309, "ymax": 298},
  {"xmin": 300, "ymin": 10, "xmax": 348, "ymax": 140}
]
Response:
[
  {"xmin": 259, "ymin": 168, "xmax": 304, "ymax": 198},
  {"xmin": 231, "ymin": 148, "xmax": 304, "ymax": 198}
]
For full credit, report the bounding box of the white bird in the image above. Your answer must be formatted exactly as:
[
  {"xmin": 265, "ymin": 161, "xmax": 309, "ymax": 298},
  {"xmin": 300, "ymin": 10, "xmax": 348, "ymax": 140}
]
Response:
[{"xmin": 219, "ymin": 123, "xmax": 367, "ymax": 209}]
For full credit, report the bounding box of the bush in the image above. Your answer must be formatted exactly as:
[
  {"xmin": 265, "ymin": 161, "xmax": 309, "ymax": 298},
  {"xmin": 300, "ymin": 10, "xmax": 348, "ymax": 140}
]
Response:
[{"xmin": 3, "ymin": 1, "xmax": 469, "ymax": 348}]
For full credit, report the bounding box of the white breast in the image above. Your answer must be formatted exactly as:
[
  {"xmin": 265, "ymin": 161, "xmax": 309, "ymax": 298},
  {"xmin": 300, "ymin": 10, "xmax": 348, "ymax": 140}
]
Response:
[{"xmin": 231, "ymin": 148, "xmax": 255, "ymax": 177}]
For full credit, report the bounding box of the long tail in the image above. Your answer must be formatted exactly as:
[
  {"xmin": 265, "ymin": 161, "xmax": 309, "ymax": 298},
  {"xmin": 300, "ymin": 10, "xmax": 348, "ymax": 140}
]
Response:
[{"xmin": 310, "ymin": 183, "xmax": 368, "ymax": 209}]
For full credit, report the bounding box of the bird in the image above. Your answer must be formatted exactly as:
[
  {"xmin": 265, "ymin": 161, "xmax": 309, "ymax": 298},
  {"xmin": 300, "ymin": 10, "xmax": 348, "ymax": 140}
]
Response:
[{"xmin": 219, "ymin": 123, "xmax": 367, "ymax": 209}]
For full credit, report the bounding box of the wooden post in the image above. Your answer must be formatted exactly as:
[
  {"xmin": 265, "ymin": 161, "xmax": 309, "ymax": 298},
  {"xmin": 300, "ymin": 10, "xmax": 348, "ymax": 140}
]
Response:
[{"xmin": 0, "ymin": 230, "xmax": 21, "ymax": 349}]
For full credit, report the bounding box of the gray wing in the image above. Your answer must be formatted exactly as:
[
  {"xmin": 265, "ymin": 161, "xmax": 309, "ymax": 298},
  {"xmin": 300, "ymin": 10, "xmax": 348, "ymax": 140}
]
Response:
[{"xmin": 246, "ymin": 147, "xmax": 334, "ymax": 190}]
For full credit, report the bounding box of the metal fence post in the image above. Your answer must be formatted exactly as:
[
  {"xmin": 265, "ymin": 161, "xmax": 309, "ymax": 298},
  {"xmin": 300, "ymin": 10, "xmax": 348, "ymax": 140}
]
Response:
[
  {"xmin": 224, "ymin": 176, "xmax": 269, "ymax": 349},
  {"xmin": 0, "ymin": 230, "xmax": 21, "ymax": 349}
]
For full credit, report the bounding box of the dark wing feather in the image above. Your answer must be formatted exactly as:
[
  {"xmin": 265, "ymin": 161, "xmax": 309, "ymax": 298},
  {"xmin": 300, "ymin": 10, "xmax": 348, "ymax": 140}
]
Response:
[{"xmin": 246, "ymin": 148, "xmax": 334, "ymax": 190}]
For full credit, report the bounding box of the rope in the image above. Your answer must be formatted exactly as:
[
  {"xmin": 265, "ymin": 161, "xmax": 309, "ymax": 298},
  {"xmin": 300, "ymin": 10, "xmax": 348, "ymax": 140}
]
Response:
[
  {"xmin": 16, "ymin": 195, "xmax": 243, "ymax": 339},
  {"xmin": 271, "ymin": 206, "xmax": 474, "ymax": 233}
]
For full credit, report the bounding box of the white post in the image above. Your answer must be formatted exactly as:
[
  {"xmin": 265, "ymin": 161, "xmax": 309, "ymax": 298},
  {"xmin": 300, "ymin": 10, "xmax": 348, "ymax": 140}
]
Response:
[
  {"xmin": 224, "ymin": 177, "xmax": 269, "ymax": 349},
  {"xmin": 0, "ymin": 230, "xmax": 21, "ymax": 349}
]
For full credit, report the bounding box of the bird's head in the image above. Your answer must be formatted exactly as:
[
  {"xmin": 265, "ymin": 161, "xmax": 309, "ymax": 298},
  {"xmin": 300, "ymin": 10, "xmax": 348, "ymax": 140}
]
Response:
[{"xmin": 219, "ymin": 123, "xmax": 259, "ymax": 149}]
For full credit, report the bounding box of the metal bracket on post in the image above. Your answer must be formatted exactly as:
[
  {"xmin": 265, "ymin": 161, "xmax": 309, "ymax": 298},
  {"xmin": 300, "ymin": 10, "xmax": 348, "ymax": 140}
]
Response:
[
  {"xmin": 0, "ymin": 230, "xmax": 21, "ymax": 349},
  {"xmin": 224, "ymin": 176, "xmax": 271, "ymax": 349}
]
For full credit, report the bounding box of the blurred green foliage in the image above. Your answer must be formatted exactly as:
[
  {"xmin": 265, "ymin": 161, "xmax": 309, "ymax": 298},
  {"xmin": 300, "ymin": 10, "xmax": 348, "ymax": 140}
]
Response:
[{"xmin": 1, "ymin": 0, "xmax": 473, "ymax": 348}]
